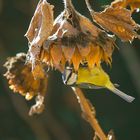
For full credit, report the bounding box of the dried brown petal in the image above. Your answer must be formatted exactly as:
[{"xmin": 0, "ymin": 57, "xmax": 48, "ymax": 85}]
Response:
[
  {"xmin": 32, "ymin": 61, "xmax": 45, "ymax": 79},
  {"xmin": 77, "ymin": 44, "xmax": 91, "ymax": 57},
  {"xmin": 50, "ymin": 44, "xmax": 62, "ymax": 66},
  {"xmin": 40, "ymin": 47, "xmax": 50, "ymax": 63},
  {"xmin": 71, "ymin": 48, "xmax": 82, "ymax": 71},
  {"xmin": 86, "ymin": 45, "xmax": 102, "ymax": 69},
  {"xmin": 62, "ymin": 46, "xmax": 75, "ymax": 61}
]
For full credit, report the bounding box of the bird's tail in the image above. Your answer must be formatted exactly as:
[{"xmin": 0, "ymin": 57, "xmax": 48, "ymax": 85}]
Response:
[{"xmin": 110, "ymin": 87, "xmax": 135, "ymax": 103}]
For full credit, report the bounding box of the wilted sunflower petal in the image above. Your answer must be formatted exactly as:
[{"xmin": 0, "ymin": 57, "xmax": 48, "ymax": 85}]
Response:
[
  {"xmin": 77, "ymin": 44, "xmax": 91, "ymax": 57},
  {"xmin": 71, "ymin": 48, "xmax": 82, "ymax": 71},
  {"xmin": 102, "ymin": 52, "xmax": 112, "ymax": 66},
  {"xmin": 32, "ymin": 62, "xmax": 46, "ymax": 79},
  {"xmin": 62, "ymin": 46, "xmax": 75, "ymax": 61},
  {"xmin": 50, "ymin": 45, "xmax": 62, "ymax": 66},
  {"xmin": 86, "ymin": 45, "xmax": 101, "ymax": 69}
]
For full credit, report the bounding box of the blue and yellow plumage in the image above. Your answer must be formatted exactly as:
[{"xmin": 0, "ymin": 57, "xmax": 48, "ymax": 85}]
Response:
[{"xmin": 62, "ymin": 66, "xmax": 135, "ymax": 103}]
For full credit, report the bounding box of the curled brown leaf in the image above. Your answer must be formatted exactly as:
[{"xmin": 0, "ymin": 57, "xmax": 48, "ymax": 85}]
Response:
[
  {"xmin": 85, "ymin": 0, "xmax": 140, "ymax": 42},
  {"xmin": 25, "ymin": 0, "xmax": 54, "ymax": 68},
  {"xmin": 112, "ymin": 0, "xmax": 140, "ymax": 12}
]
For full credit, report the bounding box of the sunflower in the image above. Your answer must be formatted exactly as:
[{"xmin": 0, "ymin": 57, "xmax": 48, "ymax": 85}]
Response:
[
  {"xmin": 4, "ymin": 53, "xmax": 48, "ymax": 100},
  {"xmin": 35, "ymin": 0, "xmax": 116, "ymax": 72}
]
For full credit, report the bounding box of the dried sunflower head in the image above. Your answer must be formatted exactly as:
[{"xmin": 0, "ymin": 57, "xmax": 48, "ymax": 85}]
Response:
[
  {"xmin": 3, "ymin": 53, "xmax": 48, "ymax": 101},
  {"xmin": 40, "ymin": 0, "xmax": 116, "ymax": 71}
]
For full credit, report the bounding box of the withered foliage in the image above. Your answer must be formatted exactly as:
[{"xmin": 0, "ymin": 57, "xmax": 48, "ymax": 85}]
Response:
[
  {"xmin": 85, "ymin": 0, "xmax": 140, "ymax": 42},
  {"xmin": 4, "ymin": 53, "xmax": 48, "ymax": 115},
  {"xmin": 25, "ymin": 0, "xmax": 54, "ymax": 67},
  {"xmin": 25, "ymin": 0, "xmax": 116, "ymax": 72},
  {"xmin": 112, "ymin": 0, "xmax": 140, "ymax": 12}
]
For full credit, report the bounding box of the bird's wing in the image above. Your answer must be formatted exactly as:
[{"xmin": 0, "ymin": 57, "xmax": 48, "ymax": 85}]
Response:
[{"xmin": 76, "ymin": 83, "xmax": 104, "ymax": 89}]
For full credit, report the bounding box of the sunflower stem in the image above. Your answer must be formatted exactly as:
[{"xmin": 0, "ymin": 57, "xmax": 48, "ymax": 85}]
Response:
[
  {"xmin": 85, "ymin": 0, "xmax": 95, "ymax": 14},
  {"xmin": 72, "ymin": 87, "xmax": 107, "ymax": 140}
]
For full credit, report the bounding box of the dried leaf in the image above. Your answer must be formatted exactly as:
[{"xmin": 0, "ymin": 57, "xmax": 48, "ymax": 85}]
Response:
[
  {"xmin": 94, "ymin": 7, "xmax": 139, "ymax": 41},
  {"xmin": 25, "ymin": 0, "xmax": 54, "ymax": 69},
  {"xmin": 29, "ymin": 95, "xmax": 45, "ymax": 116},
  {"xmin": 85, "ymin": 0, "xmax": 140, "ymax": 42},
  {"xmin": 25, "ymin": 0, "xmax": 54, "ymax": 45},
  {"xmin": 25, "ymin": 0, "xmax": 42, "ymax": 42},
  {"xmin": 112, "ymin": 0, "xmax": 140, "ymax": 12}
]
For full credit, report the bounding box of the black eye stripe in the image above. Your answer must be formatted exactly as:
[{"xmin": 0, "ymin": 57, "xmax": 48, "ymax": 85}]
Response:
[{"xmin": 66, "ymin": 70, "xmax": 73, "ymax": 83}]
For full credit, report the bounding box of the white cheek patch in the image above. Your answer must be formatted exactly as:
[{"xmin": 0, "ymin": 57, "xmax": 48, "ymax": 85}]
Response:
[
  {"xmin": 66, "ymin": 73, "xmax": 77, "ymax": 85},
  {"xmin": 62, "ymin": 69, "xmax": 71, "ymax": 84}
]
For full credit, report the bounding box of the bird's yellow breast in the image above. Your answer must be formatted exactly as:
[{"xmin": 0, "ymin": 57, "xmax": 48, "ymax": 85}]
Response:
[{"xmin": 76, "ymin": 67, "xmax": 110, "ymax": 87}]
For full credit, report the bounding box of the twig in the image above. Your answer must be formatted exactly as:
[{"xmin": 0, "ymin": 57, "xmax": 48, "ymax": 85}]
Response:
[
  {"xmin": 85, "ymin": 0, "xmax": 95, "ymax": 13},
  {"xmin": 72, "ymin": 87, "xmax": 107, "ymax": 140}
]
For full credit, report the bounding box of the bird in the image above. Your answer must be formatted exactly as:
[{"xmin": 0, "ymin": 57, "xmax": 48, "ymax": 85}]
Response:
[{"xmin": 62, "ymin": 66, "xmax": 135, "ymax": 103}]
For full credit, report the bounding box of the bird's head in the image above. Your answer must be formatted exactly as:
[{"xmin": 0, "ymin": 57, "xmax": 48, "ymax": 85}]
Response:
[{"xmin": 62, "ymin": 66, "xmax": 77, "ymax": 86}]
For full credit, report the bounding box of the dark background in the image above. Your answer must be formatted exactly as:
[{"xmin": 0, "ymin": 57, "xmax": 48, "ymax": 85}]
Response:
[{"xmin": 0, "ymin": 0, "xmax": 140, "ymax": 140}]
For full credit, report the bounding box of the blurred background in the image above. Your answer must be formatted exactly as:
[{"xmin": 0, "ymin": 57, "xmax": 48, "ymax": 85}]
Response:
[{"xmin": 0, "ymin": 0, "xmax": 140, "ymax": 140}]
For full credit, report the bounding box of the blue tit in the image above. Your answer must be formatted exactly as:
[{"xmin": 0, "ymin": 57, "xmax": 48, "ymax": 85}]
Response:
[{"xmin": 62, "ymin": 66, "xmax": 135, "ymax": 103}]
